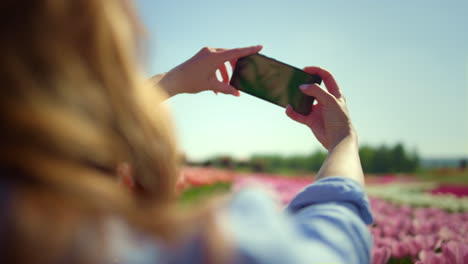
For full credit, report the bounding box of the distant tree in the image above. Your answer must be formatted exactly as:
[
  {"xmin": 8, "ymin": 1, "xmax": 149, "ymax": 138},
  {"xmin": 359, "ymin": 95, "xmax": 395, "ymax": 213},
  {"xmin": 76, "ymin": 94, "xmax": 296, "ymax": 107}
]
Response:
[
  {"xmin": 408, "ymin": 148, "xmax": 420, "ymax": 172},
  {"xmin": 461, "ymin": 159, "xmax": 467, "ymax": 170},
  {"xmin": 359, "ymin": 145, "xmax": 375, "ymax": 173},
  {"xmin": 206, "ymin": 143, "xmax": 420, "ymax": 174},
  {"xmin": 251, "ymin": 154, "xmax": 283, "ymax": 172},
  {"xmin": 359, "ymin": 143, "xmax": 420, "ymax": 173},
  {"xmin": 251, "ymin": 158, "xmax": 266, "ymax": 172},
  {"xmin": 305, "ymin": 151, "xmax": 327, "ymax": 172},
  {"xmin": 285, "ymin": 155, "xmax": 303, "ymax": 170},
  {"xmin": 390, "ymin": 143, "xmax": 406, "ymax": 172},
  {"xmin": 202, "ymin": 160, "xmax": 213, "ymax": 167},
  {"xmin": 371, "ymin": 145, "xmax": 391, "ymax": 173},
  {"xmin": 269, "ymin": 155, "xmax": 286, "ymax": 171},
  {"xmin": 219, "ymin": 156, "xmax": 233, "ymax": 169}
]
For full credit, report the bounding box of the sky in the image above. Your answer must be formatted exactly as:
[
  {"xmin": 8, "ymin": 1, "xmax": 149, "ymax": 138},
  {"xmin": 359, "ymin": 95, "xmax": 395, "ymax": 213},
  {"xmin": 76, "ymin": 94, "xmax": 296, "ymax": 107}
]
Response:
[{"xmin": 135, "ymin": 0, "xmax": 468, "ymax": 161}]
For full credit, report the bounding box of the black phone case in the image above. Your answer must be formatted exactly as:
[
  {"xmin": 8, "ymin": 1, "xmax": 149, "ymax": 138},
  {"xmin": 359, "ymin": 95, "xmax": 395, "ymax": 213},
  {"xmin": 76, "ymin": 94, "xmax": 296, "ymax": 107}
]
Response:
[{"xmin": 230, "ymin": 53, "xmax": 322, "ymax": 115}]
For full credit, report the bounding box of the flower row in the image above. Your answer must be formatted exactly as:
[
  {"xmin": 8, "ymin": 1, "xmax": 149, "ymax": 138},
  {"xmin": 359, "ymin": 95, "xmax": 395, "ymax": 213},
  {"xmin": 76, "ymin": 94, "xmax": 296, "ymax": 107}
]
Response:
[{"xmin": 366, "ymin": 183, "xmax": 468, "ymax": 212}]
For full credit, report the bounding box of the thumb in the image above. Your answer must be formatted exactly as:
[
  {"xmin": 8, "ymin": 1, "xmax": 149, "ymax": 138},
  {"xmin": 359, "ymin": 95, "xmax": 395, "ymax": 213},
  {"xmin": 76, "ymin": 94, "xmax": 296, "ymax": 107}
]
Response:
[
  {"xmin": 214, "ymin": 82, "xmax": 240, "ymax": 97},
  {"xmin": 299, "ymin": 84, "xmax": 336, "ymax": 106}
]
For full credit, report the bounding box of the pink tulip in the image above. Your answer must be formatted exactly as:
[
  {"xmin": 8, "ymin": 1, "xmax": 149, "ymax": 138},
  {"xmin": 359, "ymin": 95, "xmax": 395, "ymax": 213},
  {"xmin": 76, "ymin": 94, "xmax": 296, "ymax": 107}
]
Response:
[
  {"xmin": 442, "ymin": 241, "xmax": 468, "ymax": 264},
  {"xmin": 374, "ymin": 236, "xmax": 395, "ymax": 248},
  {"xmin": 463, "ymin": 212, "xmax": 468, "ymax": 221},
  {"xmin": 438, "ymin": 226, "xmax": 454, "ymax": 241},
  {"xmin": 413, "ymin": 234, "xmax": 438, "ymax": 251},
  {"xmin": 399, "ymin": 205, "xmax": 413, "ymax": 215},
  {"xmin": 372, "ymin": 246, "xmax": 391, "ymax": 264},
  {"xmin": 404, "ymin": 235, "xmax": 423, "ymax": 258},
  {"xmin": 373, "ymin": 213, "xmax": 387, "ymax": 226},
  {"xmin": 390, "ymin": 239, "xmax": 408, "ymax": 258},
  {"xmin": 418, "ymin": 250, "xmax": 447, "ymax": 264},
  {"xmin": 412, "ymin": 219, "xmax": 438, "ymax": 235},
  {"xmin": 382, "ymin": 224, "xmax": 400, "ymax": 238},
  {"xmin": 395, "ymin": 215, "xmax": 412, "ymax": 234},
  {"xmin": 370, "ymin": 226, "xmax": 382, "ymax": 238}
]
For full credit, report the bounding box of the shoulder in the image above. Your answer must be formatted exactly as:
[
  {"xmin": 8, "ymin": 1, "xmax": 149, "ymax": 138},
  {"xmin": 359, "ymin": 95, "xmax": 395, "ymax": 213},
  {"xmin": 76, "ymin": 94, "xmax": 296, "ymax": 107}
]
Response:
[{"xmin": 287, "ymin": 176, "xmax": 374, "ymax": 224}]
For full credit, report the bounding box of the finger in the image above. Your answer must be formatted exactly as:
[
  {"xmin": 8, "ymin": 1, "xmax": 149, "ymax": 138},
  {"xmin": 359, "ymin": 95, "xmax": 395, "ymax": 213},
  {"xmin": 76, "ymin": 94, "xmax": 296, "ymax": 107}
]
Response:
[
  {"xmin": 218, "ymin": 63, "xmax": 230, "ymax": 83},
  {"xmin": 285, "ymin": 105, "xmax": 308, "ymax": 124},
  {"xmin": 229, "ymin": 59, "xmax": 238, "ymax": 72},
  {"xmin": 198, "ymin": 47, "xmax": 217, "ymax": 56},
  {"xmin": 299, "ymin": 83, "xmax": 336, "ymax": 106},
  {"xmin": 303, "ymin": 66, "xmax": 342, "ymax": 98},
  {"xmin": 214, "ymin": 82, "xmax": 240, "ymax": 96},
  {"xmin": 217, "ymin": 45, "xmax": 263, "ymax": 63}
]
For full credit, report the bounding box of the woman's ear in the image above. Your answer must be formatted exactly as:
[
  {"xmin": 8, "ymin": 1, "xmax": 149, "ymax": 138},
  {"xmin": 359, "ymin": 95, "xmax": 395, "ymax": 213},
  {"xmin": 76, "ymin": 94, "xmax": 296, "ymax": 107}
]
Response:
[{"xmin": 116, "ymin": 163, "xmax": 134, "ymax": 191}]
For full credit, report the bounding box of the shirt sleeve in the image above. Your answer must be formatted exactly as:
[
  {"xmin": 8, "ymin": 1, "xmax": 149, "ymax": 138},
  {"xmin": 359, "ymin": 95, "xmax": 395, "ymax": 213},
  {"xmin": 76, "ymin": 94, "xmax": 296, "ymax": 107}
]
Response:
[{"xmin": 222, "ymin": 176, "xmax": 374, "ymax": 264}]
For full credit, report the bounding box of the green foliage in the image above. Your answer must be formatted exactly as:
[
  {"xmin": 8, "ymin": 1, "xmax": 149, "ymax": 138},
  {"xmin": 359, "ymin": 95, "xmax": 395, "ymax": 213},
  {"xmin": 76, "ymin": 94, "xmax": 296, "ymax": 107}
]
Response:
[
  {"xmin": 359, "ymin": 143, "xmax": 420, "ymax": 174},
  {"xmin": 249, "ymin": 150, "xmax": 327, "ymax": 174},
  {"xmin": 193, "ymin": 143, "xmax": 420, "ymax": 175},
  {"xmin": 416, "ymin": 169, "xmax": 468, "ymax": 184},
  {"xmin": 178, "ymin": 182, "xmax": 232, "ymax": 206},
  {"xmin": 388, "ymin": 256, "xmax": 414, "ymax": 264}
]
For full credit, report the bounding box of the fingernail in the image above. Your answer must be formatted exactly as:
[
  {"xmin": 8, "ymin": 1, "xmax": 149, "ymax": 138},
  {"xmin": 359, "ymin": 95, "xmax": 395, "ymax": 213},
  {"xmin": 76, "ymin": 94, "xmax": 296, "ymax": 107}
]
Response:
[{"xmin": 299, "ymin": 84, "xmax": 309, "ymax": 90}]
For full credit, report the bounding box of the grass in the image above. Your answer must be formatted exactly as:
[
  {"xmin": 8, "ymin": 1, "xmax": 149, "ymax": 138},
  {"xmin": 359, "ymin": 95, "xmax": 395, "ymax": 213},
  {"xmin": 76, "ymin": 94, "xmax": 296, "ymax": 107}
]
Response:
[
  {"xmin": 415, "ymin": 169, "xmax": 468, "ymax": 185},
  {"xmin": 388, "ymin": 257, "xmax": 413, "ymax": 264},
  {"xmin": 178, "ymin": 182, "xmax": 232, "ymax": 206}
]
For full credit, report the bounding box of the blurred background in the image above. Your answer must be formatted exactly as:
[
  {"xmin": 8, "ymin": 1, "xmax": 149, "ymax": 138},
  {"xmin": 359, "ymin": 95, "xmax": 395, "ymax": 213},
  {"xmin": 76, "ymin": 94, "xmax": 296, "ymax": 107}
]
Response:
[
  {"xmin": 135, "ymin": 0, "xmax": 467, "ymax": 175},
  {"xmin": 135, "ymin": 3, "xmax": 468, "ymax": 262}
]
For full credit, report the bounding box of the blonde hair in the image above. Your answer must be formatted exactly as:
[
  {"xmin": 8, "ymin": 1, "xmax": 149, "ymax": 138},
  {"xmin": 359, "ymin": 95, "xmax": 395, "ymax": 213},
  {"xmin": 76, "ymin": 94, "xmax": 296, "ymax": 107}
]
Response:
[{"xmin": 0, "ymin": 1, "xmax": 227, "ymax": 263}]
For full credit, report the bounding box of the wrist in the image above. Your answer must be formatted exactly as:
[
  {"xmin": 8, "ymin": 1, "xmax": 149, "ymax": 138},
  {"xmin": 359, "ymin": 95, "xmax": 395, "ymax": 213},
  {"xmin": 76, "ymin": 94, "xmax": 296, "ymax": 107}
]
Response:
[
  {"xmin": 158, "ymin": 71, "xmax": 182, "ymax": 97},
  {"xmin": 328, "ymin": 127, "xmax": 358, "ymax": 152}
]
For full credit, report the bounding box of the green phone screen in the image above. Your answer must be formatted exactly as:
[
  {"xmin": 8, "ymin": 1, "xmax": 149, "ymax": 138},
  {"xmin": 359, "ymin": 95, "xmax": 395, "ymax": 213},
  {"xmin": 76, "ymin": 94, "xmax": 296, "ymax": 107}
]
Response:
[{"xmin": 230, "ymin": 54, "xmax": 322, "ymax": 115}]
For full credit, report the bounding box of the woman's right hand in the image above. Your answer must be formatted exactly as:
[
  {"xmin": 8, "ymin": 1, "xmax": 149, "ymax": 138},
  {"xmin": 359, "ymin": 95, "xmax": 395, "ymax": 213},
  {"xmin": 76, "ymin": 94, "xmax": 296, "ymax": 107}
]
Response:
[
  {"xmin": 157, "ymin": 45, "xmax": 262, "ymax": 97},
  {"xmin": 285, "ymin": 67, "xmax": 356, "ymax": 150}
]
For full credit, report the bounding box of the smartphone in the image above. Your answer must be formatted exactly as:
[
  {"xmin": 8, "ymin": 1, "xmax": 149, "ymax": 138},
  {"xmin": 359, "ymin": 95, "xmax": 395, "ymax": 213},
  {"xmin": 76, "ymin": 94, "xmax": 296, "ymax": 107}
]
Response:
[{"xmin": 230, "ymin": 53, "xmax": 322, "ymax": 115}]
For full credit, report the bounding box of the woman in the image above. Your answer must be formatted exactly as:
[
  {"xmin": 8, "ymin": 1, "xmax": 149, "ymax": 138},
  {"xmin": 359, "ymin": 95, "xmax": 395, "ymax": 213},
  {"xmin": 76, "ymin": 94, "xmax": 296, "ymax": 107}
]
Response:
[{"xmin": 0, "ymin": 1, "xmax": 373, "ymax": 264}]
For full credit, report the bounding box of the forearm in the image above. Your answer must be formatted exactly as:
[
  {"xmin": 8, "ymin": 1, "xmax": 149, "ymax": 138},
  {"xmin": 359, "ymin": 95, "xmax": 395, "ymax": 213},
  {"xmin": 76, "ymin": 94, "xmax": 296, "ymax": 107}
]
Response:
[
  {"xmin": 149, "ymin": 72, "xmax": 179, "ymax": 98},
  {"xmin": 316, "ymin": 132, "xmax": 365, "ymax": 185}
]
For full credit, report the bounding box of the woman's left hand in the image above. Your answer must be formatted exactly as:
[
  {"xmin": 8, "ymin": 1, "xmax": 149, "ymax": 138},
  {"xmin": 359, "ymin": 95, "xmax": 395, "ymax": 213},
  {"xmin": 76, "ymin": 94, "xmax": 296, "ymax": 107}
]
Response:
[{"xmin": 154, "ymin": 45, "xmax": 263, "ymax": 97}]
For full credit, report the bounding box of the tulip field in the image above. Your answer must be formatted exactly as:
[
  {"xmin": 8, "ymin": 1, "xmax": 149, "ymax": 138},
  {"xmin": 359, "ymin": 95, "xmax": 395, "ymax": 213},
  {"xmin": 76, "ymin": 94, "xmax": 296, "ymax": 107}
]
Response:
[{"xmin": 177, "ymin": 167, "xmax": 468, "ymax": 264}]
